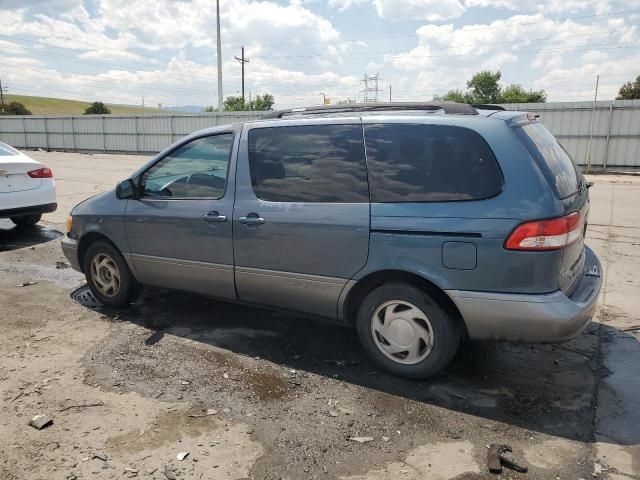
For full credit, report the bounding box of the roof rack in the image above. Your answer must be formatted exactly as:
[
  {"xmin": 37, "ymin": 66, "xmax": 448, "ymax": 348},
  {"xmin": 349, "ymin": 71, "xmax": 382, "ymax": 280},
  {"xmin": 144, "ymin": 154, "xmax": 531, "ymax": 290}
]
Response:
[
  {"xmin": 471, "ymin": 104, "xmax": 506, "ymax": 111},
  {"xmin": 262, "ymin": 102, "xmax": 478, "ymax": 119}
]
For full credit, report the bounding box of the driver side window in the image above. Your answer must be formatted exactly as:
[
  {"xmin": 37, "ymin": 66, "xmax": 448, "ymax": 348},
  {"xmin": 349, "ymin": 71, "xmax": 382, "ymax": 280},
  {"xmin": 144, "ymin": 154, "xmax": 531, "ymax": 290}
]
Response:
[{"xmin": 141, "ymin": 133, "xmax": 234, "ymax": 199}]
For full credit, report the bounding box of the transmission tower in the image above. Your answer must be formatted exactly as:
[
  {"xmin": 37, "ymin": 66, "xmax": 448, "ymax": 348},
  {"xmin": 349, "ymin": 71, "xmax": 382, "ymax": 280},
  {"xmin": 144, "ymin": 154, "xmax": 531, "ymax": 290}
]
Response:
[{"xmin": 360, "ymin": 73, "xmax": 383, "ymax": 103}]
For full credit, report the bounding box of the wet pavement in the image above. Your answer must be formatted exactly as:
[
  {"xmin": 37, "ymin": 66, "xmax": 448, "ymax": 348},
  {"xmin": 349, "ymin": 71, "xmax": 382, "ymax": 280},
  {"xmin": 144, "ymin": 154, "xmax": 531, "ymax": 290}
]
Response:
[{"xmin": 0, "ymin": 218, "xmax": 62, "ymax": 252}]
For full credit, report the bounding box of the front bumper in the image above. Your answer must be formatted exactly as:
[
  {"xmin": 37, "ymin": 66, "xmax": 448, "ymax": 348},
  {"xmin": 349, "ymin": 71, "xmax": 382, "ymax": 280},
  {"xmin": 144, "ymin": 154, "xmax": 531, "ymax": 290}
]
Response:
[
  {"xmin": 61, "ymin": 236, "xmax": 82, "ymax": 272},
  {"xmin": 447, "ymin": 245, "xmax": 603, "ymax": 342}
]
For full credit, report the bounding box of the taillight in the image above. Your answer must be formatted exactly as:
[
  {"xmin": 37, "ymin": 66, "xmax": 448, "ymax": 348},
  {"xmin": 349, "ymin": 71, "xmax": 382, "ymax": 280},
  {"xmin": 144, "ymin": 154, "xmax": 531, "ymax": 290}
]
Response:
[
  {"xmin": 27, "ymin": 167, "xmax": 53, "ymax": 178},
  {"xmin": 505, "ymin": 212, "xmax": 582, "ymax": 251}
]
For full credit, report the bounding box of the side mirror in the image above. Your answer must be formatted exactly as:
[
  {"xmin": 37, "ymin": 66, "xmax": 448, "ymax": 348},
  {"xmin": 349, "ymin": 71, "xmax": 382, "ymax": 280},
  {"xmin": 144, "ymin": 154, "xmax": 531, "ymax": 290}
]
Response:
[{"xmin": 116, "ymin": 178, "xmax": 138, "ymax": 199}]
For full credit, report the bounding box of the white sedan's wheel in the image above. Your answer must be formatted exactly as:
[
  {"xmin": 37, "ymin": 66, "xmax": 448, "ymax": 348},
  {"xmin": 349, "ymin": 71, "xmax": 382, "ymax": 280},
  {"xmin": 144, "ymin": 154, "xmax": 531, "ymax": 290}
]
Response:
[{"xmin": 371, "ymin": 300, "xmax": 434, "ymax": 365}]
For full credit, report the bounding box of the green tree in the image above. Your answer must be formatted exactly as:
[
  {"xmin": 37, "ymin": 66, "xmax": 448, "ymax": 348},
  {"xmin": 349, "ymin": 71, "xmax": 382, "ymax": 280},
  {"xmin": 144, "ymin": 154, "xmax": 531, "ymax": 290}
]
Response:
[
  {"xmin": 500, "ymin": 84, "xmax": 547, "ymax": 103},
  {"xmin": 223, "ymin": 93, "xmax": 275, "ymax": 111},
  {"xmin": 434, "ymin": 70, "xmax": 546, "ymax": 105},
  {"xmin": 434, "ymin": 89, "xmax": 473, "ymax": 103},
  {"xmin": 250, "ymin": 93, "xmax": 274, "ymax": 111},
  {"xmin": 0, "ymin": 101, "xmax": 32, "ymax": 115},
  {"xmin": 83, "ymin": 101, "xmax": 111, "ymax": 115},
  {"xmin": 223, "ymin": 96, "xmax": 246, "ymax": 111},
  {"xmin": 203, "ymin": 106, "xmax": 218, "ymax": 112},
  {"xmin": 467, "ymin": 70, "xmax": 502, "ymax": 103},
  {"xmin": 616, "ymin": 75, "xmax": 640, "ymax": 100}
]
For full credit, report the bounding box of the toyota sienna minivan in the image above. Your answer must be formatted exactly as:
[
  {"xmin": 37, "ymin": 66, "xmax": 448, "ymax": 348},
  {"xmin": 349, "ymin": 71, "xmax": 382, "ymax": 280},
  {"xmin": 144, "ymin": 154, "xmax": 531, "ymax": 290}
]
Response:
[{"xmin": 61, "ymin": 103, "xmax": 602, "ymax": 379}]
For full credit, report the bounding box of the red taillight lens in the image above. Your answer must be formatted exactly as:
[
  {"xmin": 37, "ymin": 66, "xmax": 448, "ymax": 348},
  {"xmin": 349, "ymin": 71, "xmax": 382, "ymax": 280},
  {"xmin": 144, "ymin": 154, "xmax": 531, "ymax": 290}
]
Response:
[
  {"xmin": 27, "ymin": 167, "xmax": 53, "ymax": 178},
  {"xmin": 505, "ymin": 212, "xmax": 582, "ymax": 251}
]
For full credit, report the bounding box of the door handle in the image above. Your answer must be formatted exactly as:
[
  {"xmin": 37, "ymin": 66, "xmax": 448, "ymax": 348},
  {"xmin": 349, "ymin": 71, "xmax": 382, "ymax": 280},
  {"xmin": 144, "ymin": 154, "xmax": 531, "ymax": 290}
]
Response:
[
  {"xmin": 202, "ymin": 211, "xmax": 227, "ymax": 223},
  {"xmin": 238, "ymin": 213, "xmax": 265, "ymax": 225}
]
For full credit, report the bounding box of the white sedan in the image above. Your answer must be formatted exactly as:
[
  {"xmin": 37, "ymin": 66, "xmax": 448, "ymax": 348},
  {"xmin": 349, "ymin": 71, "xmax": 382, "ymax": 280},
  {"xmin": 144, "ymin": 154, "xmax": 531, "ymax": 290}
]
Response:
[{"xmin": 0, "ymin": 141, "xmax": 56, "ymax": 227}]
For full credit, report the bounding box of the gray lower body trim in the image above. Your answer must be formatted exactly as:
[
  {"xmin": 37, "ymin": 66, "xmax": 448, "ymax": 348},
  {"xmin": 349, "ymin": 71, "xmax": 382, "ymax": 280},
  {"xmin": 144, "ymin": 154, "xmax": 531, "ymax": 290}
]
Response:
[
  {"xmin": 61, "ymin": 237, "xmax": 81, "ymax": 272},
  {"xmin": 235, "ymin": 266, "xmax": 346, "ymax": 320},
  {"xmin": 447, "ymin": 246, "xmax": 603, "ymax": 343},
  {"xmin": 130, "ymin": 253, "xmax": 235, "ymax": 299}
]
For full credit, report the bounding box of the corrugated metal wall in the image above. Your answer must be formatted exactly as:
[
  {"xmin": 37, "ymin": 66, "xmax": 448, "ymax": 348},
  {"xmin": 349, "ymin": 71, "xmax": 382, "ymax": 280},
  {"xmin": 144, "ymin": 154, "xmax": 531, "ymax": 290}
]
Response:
[
  {"xmin": 1, "ymin": 102, "xmax": 639, "ymax": 167},
  {"xmin": 499, "ymin": 99, "xmax": 640, "ymax": 168},
  {"xmin": 0, "ymin": 112, "xmax": 263, "ymax": 154}
]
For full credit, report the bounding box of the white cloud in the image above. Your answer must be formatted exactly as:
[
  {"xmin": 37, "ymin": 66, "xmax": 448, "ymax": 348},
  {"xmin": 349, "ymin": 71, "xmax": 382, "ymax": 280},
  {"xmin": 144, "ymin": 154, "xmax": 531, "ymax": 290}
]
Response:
[{"xmin": 374, "ymin": 0, "xmax": 465, "ymax": 20}]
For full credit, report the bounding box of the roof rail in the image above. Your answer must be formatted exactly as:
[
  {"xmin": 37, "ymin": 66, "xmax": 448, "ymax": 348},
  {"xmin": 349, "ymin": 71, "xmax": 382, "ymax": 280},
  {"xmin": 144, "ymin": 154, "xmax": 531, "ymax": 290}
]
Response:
[
  {"xmin": 262, "ymin": 102, "xmax": 478, "ymax": 119},
  {"xmin": 471, "ymin": 104, "xmax": 506, "ymax": 111}
]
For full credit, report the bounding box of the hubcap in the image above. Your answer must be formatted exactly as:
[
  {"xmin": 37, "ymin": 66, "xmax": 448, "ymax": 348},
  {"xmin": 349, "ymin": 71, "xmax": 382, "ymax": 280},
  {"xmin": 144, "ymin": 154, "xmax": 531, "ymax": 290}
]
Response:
[
  {"xmin": 90, "ymin": 253, "xmax": 120, "ymax": 297},
  {"xmin": 371, "ymin": 300, "xmax": 434, "ymax": 365}
]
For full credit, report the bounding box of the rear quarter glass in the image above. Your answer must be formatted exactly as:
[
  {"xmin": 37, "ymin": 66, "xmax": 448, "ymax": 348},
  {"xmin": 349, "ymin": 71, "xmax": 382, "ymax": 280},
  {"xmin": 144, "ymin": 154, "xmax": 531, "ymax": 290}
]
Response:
[{"xmin": 514, "ymin": 122, "xmax": 582, "ymax": 199}]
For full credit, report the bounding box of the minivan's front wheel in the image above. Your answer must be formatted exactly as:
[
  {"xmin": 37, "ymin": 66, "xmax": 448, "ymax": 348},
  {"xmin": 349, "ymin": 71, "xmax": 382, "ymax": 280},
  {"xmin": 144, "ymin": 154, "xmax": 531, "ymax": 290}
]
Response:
[
  {"xmin": 356, "ymin": 282, "xmax": 460, "ymax": 379},
  {"xmin": 83, "ymin": 241, "xmax": 139, "ymax": 307}
]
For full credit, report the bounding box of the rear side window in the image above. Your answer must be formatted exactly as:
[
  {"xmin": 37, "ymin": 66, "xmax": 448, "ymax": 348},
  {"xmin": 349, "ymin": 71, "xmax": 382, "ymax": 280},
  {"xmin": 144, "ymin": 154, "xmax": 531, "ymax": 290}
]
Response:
[
  {"xmin": 248, "ymin": 124, "xmax": 369, "ymax": 203},
  {"xmin": 364, "ymin": 124, "xmax": 502, "ymax": 202},
  {"xmin": 515, "ymin": 122, "xmax": 581, "ymax": 199},
  {"xmin": 0, "ymin": 142, "xmax": 19, "ymax": 156}
]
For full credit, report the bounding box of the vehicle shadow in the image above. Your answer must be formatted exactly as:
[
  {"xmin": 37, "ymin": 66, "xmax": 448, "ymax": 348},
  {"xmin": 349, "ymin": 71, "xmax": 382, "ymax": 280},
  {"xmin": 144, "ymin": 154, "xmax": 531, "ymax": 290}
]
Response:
[
  {"xmin": 86, "ymin": 286, "xmax": 639, "ymax": 447},
  {"xmin": 0, "ymin": 219, "xmax": 62, "ymax": 251}
]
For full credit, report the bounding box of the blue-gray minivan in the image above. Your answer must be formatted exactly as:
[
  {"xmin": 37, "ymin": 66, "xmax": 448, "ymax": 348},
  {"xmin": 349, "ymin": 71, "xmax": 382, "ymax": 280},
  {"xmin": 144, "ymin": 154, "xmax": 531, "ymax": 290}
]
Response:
[{"xmin": 61, "ymin": 103, "xmax": 602, "ymax": 378}]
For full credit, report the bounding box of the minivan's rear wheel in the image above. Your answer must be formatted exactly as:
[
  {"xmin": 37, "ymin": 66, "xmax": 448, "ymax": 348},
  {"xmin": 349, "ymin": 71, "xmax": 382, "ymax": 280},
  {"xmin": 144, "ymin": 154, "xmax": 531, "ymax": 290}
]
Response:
[
  {"xmin": 83, "ymin": 240, "xmax": 139, "ymax": 307},
  {"xmin": 356, "ymin": 282, "xmax": 461, "ymax": 379},
  {"xmin": 10, "ymin": 213, "xmax": 42, "ymax": 227}
]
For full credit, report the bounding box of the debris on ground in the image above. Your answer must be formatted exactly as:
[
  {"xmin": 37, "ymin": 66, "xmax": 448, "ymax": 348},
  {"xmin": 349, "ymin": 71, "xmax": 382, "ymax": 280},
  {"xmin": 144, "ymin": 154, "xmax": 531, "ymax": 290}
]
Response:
[
  {"xmin": 592, "ymin": 463, "xmax": 603, "ymax": 477},
  {"xmin": 163, "ymin": 467, "xmax": 177, "ymax": 480},
  {"xmin": 28, "ymin": 414, "xmax": 53, "ymax": 430},
  {"xmin": 16, "ymin": 281, "xmax": 37, "ymax": 287},
  {"xmin": 55, "ymin": 261, "xmax": 70, "ymax": 269},
  {"xmin": 176, "ymin": 451, "xmax": 189, "ymax": 461},
  {"xmin": 92, "ymin": 453, "xmax": 108, "ymax": 461},
  {"xmin": 348, "ymin": 437, "xmax": 374, "ymax": 444},
  {"xmin": 487, "ymin": 444, "xmax": 528, "ymax": 474}
]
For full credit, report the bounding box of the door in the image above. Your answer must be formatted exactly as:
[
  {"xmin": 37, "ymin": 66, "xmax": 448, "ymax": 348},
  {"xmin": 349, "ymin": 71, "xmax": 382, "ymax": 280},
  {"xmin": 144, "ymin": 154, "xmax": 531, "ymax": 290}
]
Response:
[
  {"xmin": 233, "ymin": 120, "xmax": 370, "ymax": 319},
  {"xmin": 124, "ymin": 131, "xmax": 237, "ymax": 299}
]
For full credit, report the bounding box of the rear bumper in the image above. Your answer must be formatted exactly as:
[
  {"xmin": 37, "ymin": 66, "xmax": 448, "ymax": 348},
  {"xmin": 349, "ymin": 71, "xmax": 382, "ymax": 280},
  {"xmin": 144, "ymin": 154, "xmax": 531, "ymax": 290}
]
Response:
[
  {"xmin": 61, "ymin": 236, "xmax": 82, "ymax": 272},
  {"xmin": 0, "ymin": 202, "xmax": 57, "ymax": 218},
  {"xmin": 447, "ymin": 245, "xmax": 603, "ymax": 342}
]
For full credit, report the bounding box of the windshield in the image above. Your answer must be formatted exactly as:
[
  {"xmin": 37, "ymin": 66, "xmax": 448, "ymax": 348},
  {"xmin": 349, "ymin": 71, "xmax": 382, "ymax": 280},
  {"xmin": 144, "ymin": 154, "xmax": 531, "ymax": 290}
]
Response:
[
  {"xmin": 515, "ymin": 122, "xmax": 582, "ymax": 199},
  {"xmin": 0, "ymin": 142, "xmax": 20, "ymax": 156}
]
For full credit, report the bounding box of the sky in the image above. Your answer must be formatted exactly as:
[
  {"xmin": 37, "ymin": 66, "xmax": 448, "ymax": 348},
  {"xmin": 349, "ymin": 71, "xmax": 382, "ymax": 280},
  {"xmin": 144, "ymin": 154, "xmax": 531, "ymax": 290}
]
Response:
[{"xmin": 1, "ymin": 0, "xmax": 639, "ymax": 109}]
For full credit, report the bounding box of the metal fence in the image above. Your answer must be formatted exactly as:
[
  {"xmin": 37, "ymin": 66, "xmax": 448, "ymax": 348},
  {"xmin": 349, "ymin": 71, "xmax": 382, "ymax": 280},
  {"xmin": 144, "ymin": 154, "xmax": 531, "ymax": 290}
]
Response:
[
  {"xmin": 0, "ymin": 112, "xmax": 263, "ymax": 154},
  {"xmin": 499, "ymin": 99, "xmax": 640, "ymax": 168},
  {"xmin": 1, "ymin": 101, "xmax": 639, "ymax": 168}
]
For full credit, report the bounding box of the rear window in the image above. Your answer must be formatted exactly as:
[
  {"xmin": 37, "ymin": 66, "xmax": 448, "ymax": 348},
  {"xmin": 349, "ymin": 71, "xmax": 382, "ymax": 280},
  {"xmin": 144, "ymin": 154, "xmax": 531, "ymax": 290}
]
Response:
[
  {"xmin": 248, "ymin": 124, "xmax": 369, "ymax": 203},
  {"xmin": 364, "ymin": 124, "xmax": 503, "ymax": 202},
  {"xmin": 0, "ymin": 142, "xmax": 20, "ymax": 156},
  {"xmin": 515, "ymin": 122, "xmax": 581, "ymax": 199}
]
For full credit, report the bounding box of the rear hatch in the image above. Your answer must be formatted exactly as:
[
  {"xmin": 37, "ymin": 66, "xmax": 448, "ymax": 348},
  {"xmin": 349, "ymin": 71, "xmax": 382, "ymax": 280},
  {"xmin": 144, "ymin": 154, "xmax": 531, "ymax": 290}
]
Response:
[
  {"xmin": 0, "ymin": 144, "xmax": 43, "ymax": 193},
  {"xmin": 514, "ymin": 122, "xmax": 589, "ymax": 294}
]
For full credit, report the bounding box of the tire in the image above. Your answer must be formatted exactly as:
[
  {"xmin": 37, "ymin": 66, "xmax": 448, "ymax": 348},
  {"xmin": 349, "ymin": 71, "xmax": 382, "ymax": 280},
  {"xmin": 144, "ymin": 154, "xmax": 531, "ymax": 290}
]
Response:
[
  {"xmin": 10, "ymin": 213, "xmax": 42, "ymax": 227},
  {"xmin": 83, "ymin": 240, "xmax": 139, "ymax": 307},
  {"xmin": 356, "ymin": 282, "xmax": 461, "ymax": 379}
]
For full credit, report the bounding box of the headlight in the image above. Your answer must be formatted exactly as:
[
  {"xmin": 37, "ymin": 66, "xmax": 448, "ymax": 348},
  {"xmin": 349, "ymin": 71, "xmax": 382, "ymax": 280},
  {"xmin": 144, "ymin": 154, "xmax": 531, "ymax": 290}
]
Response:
[{"xmin": 65, "ymin": 215, "xmax": 73, "ymax": 234}]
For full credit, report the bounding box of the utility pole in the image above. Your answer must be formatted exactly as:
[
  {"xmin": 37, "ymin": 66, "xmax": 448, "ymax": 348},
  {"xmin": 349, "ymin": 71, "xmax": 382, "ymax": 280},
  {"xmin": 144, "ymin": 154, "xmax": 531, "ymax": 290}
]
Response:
[
  {"xmin": 320, "ymin": 93, "xmax": 326, "ymax": 105},
  {"xmin": 234, "ymin": 46, "xmax": 249, "ymax": 102},
  {"xmin": 586, "ymin": 74, "xmax": 600, "ymax": 173},
  {"xmin": 389, "ymin": 85, "xmax": 391, "ymax": 102},
  {"xmin": 0, "ymin": 78, "xmax": 6, "ymax": 106},
  {"xmin": 216, "ymin": 0, "xmax": 223, "ymax": 112}
]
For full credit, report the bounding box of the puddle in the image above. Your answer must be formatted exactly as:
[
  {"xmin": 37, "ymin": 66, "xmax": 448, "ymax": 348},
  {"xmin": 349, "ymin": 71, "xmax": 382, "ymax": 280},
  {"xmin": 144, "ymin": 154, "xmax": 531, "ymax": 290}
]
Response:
[{"xmin": 0, "ymin": 219, "xmax": 62, "ymax": 251}]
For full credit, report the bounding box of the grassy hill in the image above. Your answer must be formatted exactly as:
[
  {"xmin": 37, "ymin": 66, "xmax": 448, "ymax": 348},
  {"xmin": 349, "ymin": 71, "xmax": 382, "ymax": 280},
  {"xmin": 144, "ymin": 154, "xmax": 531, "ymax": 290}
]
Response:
[{"xmin": 5, "ymin": 94, "xmax": 170, "ymax": 115}]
